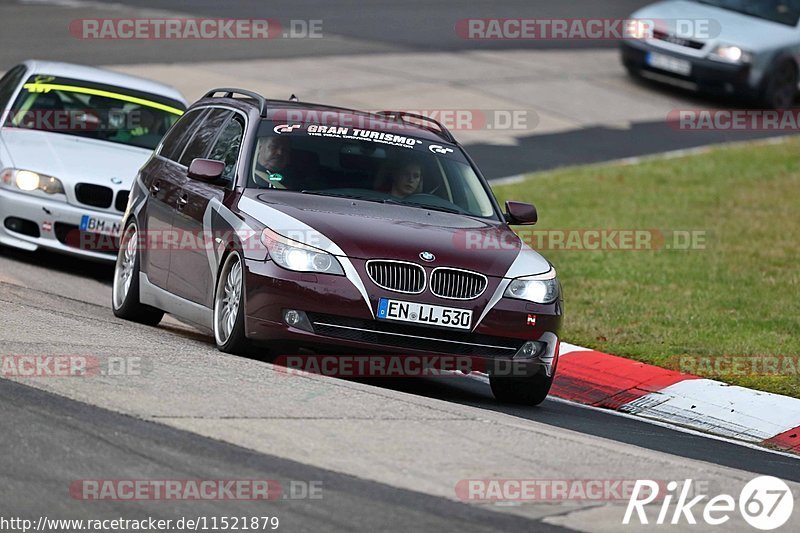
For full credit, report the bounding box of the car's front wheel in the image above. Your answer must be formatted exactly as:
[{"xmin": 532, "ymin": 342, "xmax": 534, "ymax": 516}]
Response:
[
  {"xmin": 112, "ymin": 221, "xmax": 164, "ymax": 326},
  {"xmin": 760, "ymin": 60, "xmax": 798, "ymax": 109},
  {"xmin": 213, "ymin": 251, "xmax": 250, "ymax": 354},
  {"xmin": 489, "ymin": 367, "xmax": 555, "ymax": 406}
]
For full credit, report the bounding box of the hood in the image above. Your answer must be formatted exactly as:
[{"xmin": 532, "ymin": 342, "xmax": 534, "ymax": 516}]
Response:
[
  {"xmin": 634, "ymin": 0, "xmax": 799, "ymax": 50},
  {"xmin": 240, "ymin": 190, "xmax": 551, "ymax": 278},
  {"xmin": 0, "ymin": 128, "xmax": 151, "ymax": 186}
]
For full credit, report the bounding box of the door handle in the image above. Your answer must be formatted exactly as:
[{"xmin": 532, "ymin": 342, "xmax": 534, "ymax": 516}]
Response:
[{"xmin": 176, "ymin": 195, "xmax": 188, "ymax": 208}]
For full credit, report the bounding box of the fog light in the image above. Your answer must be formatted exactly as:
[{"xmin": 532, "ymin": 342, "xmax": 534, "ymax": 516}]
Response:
[
  {"xmin": 513, "ymin": 341, "xmax": 544, "ymax": 360},
  {"xmin": 282, "ymin": 309, "xmax": 313, "ymax": 332}
]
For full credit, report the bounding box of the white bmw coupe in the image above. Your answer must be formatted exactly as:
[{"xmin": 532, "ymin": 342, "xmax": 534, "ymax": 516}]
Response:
[{"xmin": 0, "ymin": 60, "xmax": 186, "ymax": 261}]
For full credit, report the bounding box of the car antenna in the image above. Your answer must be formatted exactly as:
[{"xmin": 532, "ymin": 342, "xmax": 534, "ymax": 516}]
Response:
[{"xmin": 289, "ymin": 94, "xmax": 299, "ymax": 102}]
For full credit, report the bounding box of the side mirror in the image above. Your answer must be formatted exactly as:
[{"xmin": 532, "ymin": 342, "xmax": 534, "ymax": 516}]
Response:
[
  {"xmin": 188, "ymin": 158, "xmax": 225, "ymax": 182},
  {"xmin": 505, "ymin": 201, "xmax": 537, "ymax": 225}
]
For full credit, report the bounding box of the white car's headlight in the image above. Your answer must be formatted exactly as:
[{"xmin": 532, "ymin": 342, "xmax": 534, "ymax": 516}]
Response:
[
  {"xmin": 625, "ymin": 19, "xmax": 653, "ymax": 40},
  {"xmin": 260, "ymin": 228, "xmax": 344, "ymax": 275},
  {"xmin": 1, "ymin": 168, "xmax": 65, "ymax": 195},
  {"xmin": 709, "ymin": 44, "xmax": 751, "ymax": 64},
  {"xmin": 504, "ymin": 271, "xmax": 560, "ymax": 304}
]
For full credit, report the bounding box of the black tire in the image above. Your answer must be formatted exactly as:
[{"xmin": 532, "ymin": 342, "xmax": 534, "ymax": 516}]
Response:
[
  {"xmin": 490, "ymin": 364, "xmax": 555, "ymax": 406},
  {"xmin": 760, "ymin": 60, "xmax": 798, "ymax": 109},
  {"xmin": 213, "ymin": 251, "xmax": 250, "ymax": 354},
  {"xmin": 112, "ymin": 221, "xmax": 164, "ymax": 326},
  {"xmin": 624, "ymin": 64, "xmax": 642, "ymax": 80}
]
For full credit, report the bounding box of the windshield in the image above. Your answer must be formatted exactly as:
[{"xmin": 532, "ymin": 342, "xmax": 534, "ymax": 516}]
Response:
[
  {"xmin": 3, "ymin": 74, "xmax": 185, "ymax": 150},
  {"xmin": 250, "ymin": 122, "xmax": 499, "ymax": 219},
  {"xmin": 693, "ymin": 0, "xmax": 800, "ymax": 25}
]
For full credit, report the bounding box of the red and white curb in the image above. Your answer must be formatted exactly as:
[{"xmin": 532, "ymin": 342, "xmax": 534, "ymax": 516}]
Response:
[{"xmin": 551, "ymin": 342, "xmax": 800, "ymax": 454}]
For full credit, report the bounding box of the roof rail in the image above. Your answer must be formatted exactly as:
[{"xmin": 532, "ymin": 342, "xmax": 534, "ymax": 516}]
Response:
[
  {"xmin": 374, "ymin": 111, "xmax": 456, "ymax": 144},
  {"xmin": 202, "ymin": 87, "xmax": 268, "ymax": 118}
]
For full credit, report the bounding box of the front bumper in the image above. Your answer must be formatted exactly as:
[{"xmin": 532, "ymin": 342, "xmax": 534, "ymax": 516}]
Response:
[
  {"xmin": 621, "ymin": 40, "xmax": 756, "ymax": 98},
  {"xmin": 0, "ymin": 188, "xmax": 121, "ymax": 262},
  {"xmin": 243, "ymin": 259, "xmax": 563, "ymax": 377}
]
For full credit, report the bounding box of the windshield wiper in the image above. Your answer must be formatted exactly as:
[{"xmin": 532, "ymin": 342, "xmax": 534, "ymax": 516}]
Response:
[
  {"xmin": 301, "ymin": 191, "xmax": 466, "ymax": 214},
  {"xmin": 396, "ymin": 201, "xmax": 465, "ymax": 214},
  {"xmin": 300, "ymin": 190, "xmax": 369, "ymax": 200},
  {"xmin": 301, "ymin": 191, "xmax": 408, "ymax": 207},
  {"xmin": 378, "ymin": 197, "xmax": 464, "ymax": 214}
]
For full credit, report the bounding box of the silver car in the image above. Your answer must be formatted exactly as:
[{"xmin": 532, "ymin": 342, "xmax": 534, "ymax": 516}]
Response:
[
  {"xmin": 0, "ymin": 60, "xmax": 187, "ymax": 261},
  {"xmin": 621, "ymin": 0, "xmax": 800, "ymax": 108}
]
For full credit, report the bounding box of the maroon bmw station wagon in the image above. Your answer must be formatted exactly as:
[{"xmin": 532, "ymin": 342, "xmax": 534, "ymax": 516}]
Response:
[{"xmin": 112, "ymin": 88, "xmax": 563, "ymax": 404}]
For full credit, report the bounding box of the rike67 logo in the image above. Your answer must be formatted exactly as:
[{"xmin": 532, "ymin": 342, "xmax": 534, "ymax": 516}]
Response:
[{"xmin": 624, "ymin": 476, "xmax": 794, "ymax": 530}]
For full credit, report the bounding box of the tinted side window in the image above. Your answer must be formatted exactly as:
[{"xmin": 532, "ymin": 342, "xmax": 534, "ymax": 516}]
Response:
[
  {"xmin": 159, "ymin": 108, "xmax": 208, "ymax": 162},
  {"xmin": 0, "ymin": 65, "xmax": 27, "ymax": 111},
  {"xmin": 208, "ymin": 116, "xmax": 244, "ymax": 184},
  {"xmin": 178, "ymin": 108, "xmax": 232, "ymax": 167}
]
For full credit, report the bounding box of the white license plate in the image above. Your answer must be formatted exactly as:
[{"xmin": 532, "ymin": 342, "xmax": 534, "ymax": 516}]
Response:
[
  {"xmin": 377, "ymin": 298, "xmax": 472, "ymax": 329},
  {"xmin": 80, "ymin": 215, "xmax": 121, "ymax": 237},
  {"xmin": 646, "ymin": 52, "xmax": 691, "ymax": 76}
]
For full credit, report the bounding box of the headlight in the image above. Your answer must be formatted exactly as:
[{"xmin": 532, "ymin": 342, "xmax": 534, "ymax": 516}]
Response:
[
  {"xmin": 1, "ymin": 168, "xmax": 65, "ymax": 195},
  {"xmin": 16, "ymin": 170, "xmax": 40, "ymax": 191},
  {"xmin": 625, "ymin": 19, "xmax": 653, "ymax": 40},
  {"xmin": 504, "ymin": 271, "xmax": 560, "ymax": 304},
  {"xmin": 260, "ymin": 228, "xmax": 344, "ymax": 275},
  {"xmin": 709, "ymin": 44, "xmax": 751, "ymax": 64}
]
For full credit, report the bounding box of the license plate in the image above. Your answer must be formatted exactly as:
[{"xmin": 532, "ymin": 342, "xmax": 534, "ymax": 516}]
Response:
[
  {"xmin": 377, "ymin": 298, "xmax": 472, "ymax": 330},
  {"xmin": 646, "ymin": 52, "xmax": 691, "ymax": 76},
  {"xmin": 80, "ymin": 214, "xmax": 121, "ymax": 237}
]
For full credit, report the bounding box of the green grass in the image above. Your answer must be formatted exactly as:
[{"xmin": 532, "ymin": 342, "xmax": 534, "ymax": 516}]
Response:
[{"xmin": 491, "ymin": 138, "xmax": 800, "ymax": 398}]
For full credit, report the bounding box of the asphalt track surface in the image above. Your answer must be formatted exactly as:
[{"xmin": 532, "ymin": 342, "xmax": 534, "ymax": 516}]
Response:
[
  {"xmin": 0, "ymin": 379, "xmax": 566, "ymax": 532},
  {"xmin": 2, "ymin": 1, "xmax": 800, "ymax": 530},
  {"xmin": 1, "ymin": 0, "xmax": 652, "ymax": 67},
  {"xmin": 1, "ymin": 0, "xmax": 796, "ymax": 177},
  {"xmin": 1, "ymin": 246, "xmax": 798, "ymax": 531}
]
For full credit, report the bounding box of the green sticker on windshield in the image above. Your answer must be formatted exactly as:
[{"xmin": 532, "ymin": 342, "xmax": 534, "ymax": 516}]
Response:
[{"xmin": 269, "ymin": 173, "xmax": 283, "ymax": 182}]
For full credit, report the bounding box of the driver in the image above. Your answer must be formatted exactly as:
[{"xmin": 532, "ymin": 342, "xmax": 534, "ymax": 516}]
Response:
[
  {"xmin": 388, "ymin": 160, "xmax": 423, "ymax": 198},
  {"xmin": 254, "ymin": 136, "xmax": 291, "ymax": 188}
]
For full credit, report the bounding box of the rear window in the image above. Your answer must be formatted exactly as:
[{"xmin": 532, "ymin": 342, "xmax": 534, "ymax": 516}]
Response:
[
  {"xmin": 178, "ymin": 108, "xmax": 232, "ymax": 167},
  {"xmin": 3, "ymin": 74, "xmax": 186, "ymax": 150}
]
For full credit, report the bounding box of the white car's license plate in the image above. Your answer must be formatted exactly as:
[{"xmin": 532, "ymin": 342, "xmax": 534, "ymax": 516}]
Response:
[
  {"xmin": 80, "ymin": 214, "xmax": 121, "ymax": 237},
  {"xmin": 377, "ymin": 298, "xmax": 472, "ymax": 330},
  {"xmin": 646, "ymin": 52, "xmax": 692, "ymax": 76}
]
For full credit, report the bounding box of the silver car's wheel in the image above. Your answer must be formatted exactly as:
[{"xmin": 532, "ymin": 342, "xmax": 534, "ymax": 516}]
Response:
[
  {"xmin": 214, "ymin": 252, "xmax": 244, "ymax": 347},
  {"xmin": 113, "ymin": 224, "xmax": 137, "ymax": 311},
  {"xmin": 761, "ymin": 61, "xmax": 798, "ymax": 109}
]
